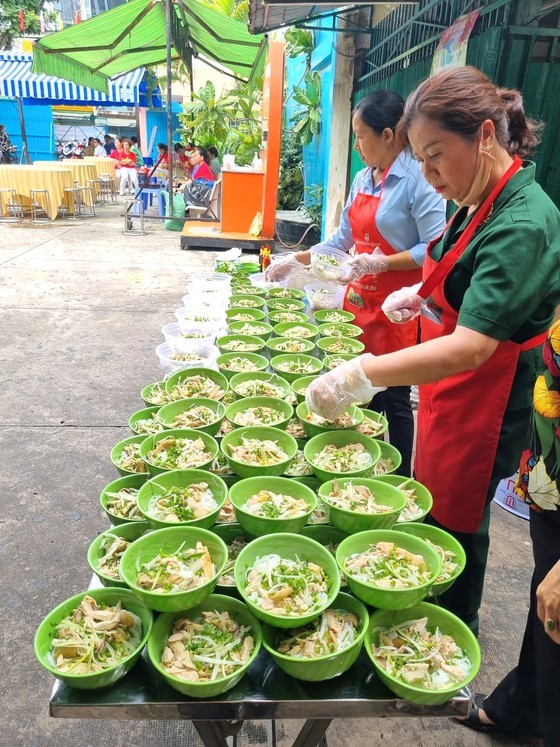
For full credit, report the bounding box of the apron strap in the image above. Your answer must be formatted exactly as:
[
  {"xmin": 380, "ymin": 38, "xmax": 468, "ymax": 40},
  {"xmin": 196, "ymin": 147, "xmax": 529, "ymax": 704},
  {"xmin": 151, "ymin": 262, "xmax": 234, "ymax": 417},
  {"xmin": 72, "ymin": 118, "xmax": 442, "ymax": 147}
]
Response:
[
  {"xmin": 520, "ymin": 330, "xmax": 548, "ymax": 351},
  {"xmin": 418, "ymin": 155, "xmax": 523, "ymax": 300}
]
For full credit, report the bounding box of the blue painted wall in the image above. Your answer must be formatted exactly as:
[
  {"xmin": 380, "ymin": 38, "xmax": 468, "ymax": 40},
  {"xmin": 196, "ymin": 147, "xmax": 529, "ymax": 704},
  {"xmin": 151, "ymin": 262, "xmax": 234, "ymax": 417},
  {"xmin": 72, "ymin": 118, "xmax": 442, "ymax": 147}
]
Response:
[
  {"xmin": 145, "ymin": 103, "xmax": 181, "ymax": 162},
  {"xmin": 284, "ymin": 23, "xmax": 336, "ymax": 239},
  {"xmin": 0, "ymin": 98, "xmax": 54, "ymax": 161}
]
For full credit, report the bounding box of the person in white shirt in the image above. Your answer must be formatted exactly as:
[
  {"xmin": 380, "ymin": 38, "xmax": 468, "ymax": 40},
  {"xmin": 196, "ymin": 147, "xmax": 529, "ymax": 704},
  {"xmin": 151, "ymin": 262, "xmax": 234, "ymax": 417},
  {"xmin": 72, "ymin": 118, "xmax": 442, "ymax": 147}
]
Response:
[{"xmin": 92, "ymin": 138, "xmax": 106, "ymax": 158}]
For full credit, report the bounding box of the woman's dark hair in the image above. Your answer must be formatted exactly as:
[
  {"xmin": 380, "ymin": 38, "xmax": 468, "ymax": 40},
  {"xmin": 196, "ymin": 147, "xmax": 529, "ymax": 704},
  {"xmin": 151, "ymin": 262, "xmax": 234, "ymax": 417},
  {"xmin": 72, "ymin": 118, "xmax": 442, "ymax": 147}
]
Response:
[
  {"xmin": 195, "ymin": 146, "xmax": 211, "ymax": 165},
  {"xmin": 207, "ymin": 146, "xmax": 218, "ymax": 158},
  {"xmin": 157, "ymin": 142, "xmax": 168, "ymax": 152},
  {"xmin": 131, "ymin": 135, "xmax": 138, "ymax": 144},
  {"xmin": 88, "ymin": 137, "xmax": 94, "ymax": 144},
  {"xmin": 353, "ymin": 90, "xmax": 405, "ymax": 134},
  {"xmin": 399, "ymin": 66, "xmax": 542, "ymax": 158}
]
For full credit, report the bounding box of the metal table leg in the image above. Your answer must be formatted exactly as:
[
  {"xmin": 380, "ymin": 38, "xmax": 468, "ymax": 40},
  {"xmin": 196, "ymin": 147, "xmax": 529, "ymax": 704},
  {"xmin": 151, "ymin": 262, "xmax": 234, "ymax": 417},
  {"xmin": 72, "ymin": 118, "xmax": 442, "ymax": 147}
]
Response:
[
  {"xmin": 291, "ymin": 719, "xmax": 332, "ymax": 747},
  {"xmin": 193, "ymin": 720, "xmax": 244, "ymax": 747}
]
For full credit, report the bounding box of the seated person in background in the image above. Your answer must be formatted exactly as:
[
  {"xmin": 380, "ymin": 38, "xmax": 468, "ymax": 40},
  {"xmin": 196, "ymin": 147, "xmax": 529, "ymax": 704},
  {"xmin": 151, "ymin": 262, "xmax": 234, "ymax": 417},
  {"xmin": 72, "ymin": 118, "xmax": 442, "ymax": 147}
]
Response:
[
  {"xmin": 156, "ymin": 142, "xmax": 169, "ymax": 166},
  {"xmin": 174, "ymin": 142, "xmax": 193, "ymax": 178},
  {"xmin": 92, "ymin": 138, "xmax": 106, "ymax": 157},
  {"xmin": 110, "ymin": 137, "xmax": 124, "ymax": 162},
  {"xmin": 84, "ymin": 137, "xmax": 95, "ymax": 157},
  {"xmin": 130, "ymin": 136, "xmax": 144, "ymax": 167},
  {"xmin": 104, "ymin": 134, "xmax": 115, "ymax": 155},
  {"xmin": 115, "ymin": 139, "xmax": 138, "ymax": 195},
  {"xmin": 207, "ymin": 146, "xmax": 221, "ymax": 177},
  {"xmin": 189, "ymin": 147, "xmax": 215, "ymax": 185}
]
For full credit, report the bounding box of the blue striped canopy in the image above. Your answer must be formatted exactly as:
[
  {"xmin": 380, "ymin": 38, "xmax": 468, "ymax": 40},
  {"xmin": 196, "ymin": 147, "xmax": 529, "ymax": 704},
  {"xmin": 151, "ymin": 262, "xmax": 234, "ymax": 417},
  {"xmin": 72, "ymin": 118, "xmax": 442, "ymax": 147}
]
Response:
[{"xmin": 0, "ymin": 53, "xmax": 146, "ymax": 106}]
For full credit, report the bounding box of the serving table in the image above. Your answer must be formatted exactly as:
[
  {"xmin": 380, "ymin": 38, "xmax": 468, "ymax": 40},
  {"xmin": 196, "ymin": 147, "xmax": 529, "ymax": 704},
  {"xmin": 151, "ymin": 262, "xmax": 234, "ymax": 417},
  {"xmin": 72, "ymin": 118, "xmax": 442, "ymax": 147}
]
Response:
[
  {"xmin": 79, "ymin": 157, "xmax": 118, "ymax": 186},
  {"xmin": 0, "ymin": 164, "xmax": 73, "ymax": 219},
  {"xmin": 50, "ymin": 647, "xmax": 470, "ymax": 747}
]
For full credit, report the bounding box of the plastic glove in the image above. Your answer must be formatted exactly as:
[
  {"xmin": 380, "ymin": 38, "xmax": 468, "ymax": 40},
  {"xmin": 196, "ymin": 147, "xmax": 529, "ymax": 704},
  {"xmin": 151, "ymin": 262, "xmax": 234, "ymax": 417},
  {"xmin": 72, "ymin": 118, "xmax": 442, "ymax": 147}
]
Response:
[
  {"xmin": 335, "ymin": 248, "xmax": 389, "ymax": 285},
  {"xmin": 305, "ymin": 354, "xmax": 386, "ymax": 420},
  {"xmin": 264, "ymin": 253, "xmax": 306, "ymax": 282},
  {"xmin": 382, "ymin": 283, "xmax": 422, "ymax": 323}
]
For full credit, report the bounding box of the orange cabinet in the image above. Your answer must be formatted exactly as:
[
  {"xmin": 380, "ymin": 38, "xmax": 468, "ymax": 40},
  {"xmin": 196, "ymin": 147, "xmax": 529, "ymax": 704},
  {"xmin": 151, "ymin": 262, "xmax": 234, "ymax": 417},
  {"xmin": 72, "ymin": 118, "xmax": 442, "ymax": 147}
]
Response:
[{"xmin": 220, "ymin": 170, "xmax": 264, "ymax": 234}]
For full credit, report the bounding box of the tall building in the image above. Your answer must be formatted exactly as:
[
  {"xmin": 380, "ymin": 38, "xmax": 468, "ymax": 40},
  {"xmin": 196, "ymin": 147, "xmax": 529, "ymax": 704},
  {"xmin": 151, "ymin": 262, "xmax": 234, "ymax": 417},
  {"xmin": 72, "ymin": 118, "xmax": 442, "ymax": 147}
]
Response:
[{"xmin": 53, "ymin": 0, "xmax": 127, "ymax": 26}]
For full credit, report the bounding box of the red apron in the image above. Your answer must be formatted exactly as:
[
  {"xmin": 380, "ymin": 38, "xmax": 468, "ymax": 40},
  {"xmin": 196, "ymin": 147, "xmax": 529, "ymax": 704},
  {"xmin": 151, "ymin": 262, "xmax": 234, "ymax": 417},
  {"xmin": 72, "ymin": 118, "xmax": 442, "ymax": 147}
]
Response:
[
  {"xmin": 342, "ymin": 177, "xmax": 421, "ymax": 355},
  {"xmin": 415, "ymin": 156, "xmax": 547, "ymax": 532}
]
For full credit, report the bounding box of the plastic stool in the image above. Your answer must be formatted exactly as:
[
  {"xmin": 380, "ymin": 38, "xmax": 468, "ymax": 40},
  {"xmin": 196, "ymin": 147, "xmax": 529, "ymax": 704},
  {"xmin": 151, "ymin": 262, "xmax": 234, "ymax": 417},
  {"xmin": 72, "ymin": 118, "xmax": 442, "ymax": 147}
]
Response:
[
  {"xmin": 30, "ymin": 189, "xmax": 54, "ymax": 223},
  {"xmin": 0, "ymin": 188, "xmax": 24, "ymax": 223},
  {"xmin": 123, "ymin": 199, "xmax": 145, "ymax": 235}
]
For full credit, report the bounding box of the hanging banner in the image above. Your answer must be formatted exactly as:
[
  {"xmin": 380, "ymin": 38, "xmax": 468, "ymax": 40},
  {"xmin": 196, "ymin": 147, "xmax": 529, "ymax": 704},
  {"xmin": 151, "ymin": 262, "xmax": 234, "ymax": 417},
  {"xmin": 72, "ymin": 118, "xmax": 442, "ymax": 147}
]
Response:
[{"xmin": 431, "ymin": 10, "xmax": 480, "ymax": 73}]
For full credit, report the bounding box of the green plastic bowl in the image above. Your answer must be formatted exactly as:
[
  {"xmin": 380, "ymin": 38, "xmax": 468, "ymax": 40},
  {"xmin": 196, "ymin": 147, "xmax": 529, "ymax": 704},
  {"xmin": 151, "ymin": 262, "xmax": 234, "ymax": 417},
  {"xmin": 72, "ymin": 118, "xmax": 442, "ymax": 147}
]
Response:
[
  {"xmin": 395, "ymin": 523, "xmax": 467, "ymax": 597},
  {"xmin": 267, "ymin": 287, "xmax": 305, "ymax": 300},
  {"xmin": 270, "ymin": 353, "xmax": 324, "ymax": 384},
  {"xmin": 295, "ymin": 402, "xmax": 364, "ymax": 438},
  {"xmin": 120, "ymin": 526, "xmax": 227, "ymax": 612},
  {"xmin": 234, "ymin": 533, "xmax": 341, "ymax": 628},
  {"xmin": 100, "ymin": 473, "xmax": 149, "ymax": 525},
  {"xmin": 229, "ymin": 293, "xmax": 266, "ymax": 309},
  {"xmin": 268, "ymin": 310, "xmax": 309, "ymax": 325},
  {"xmin": 139, "ymin": 429, "xmax": 219, "ymax": 476},
  {"xmin": 356, "ymin": 409, "xmax": 389, "ymax": 439},
  {"xmin": 141, "ymin": 380, "xmax": 172, "ymax": 407},
  {"xmin": 110, "ymin": 434, "xmax": 150, "ymax": 476},
  {"xmin": 147, "ymin": 593, "xmax": 262, "ymax": 697},
  {"xmin": 266, "ymin": 336, "xmax": 316, "ymax": 356},
  {"xmin": 266, "ymin": 298, "xmax": 306, "ymax": 312},
  {"xmin": 220, "ymin": 426, "xmax": 298, "ymax": 478},
  {"xmin": 34, "ymin": 588, "xmax": 153, "ymax": 690},
  {"xmin": 291, "ymin": 375, "xmax": 320, "ymax": 404},
  {"xmin": 317, "ymin": 322, "xmax": 363, "ymax": 339},
  {"xmin": 303, "ymin": 431, "xmax": 382, "ymax": 483},
  {"xmin": 211, "ymin": 523, "xmax": 252, "ymax": 592},
  {"xmin": 228, "ymin": 476, "xmax": 317, "ymax": 536},
  {"xmin": 316, "ymin": 337, "xmax": 366, "ymax": 356},
  {"xmin": 216, "ymin": 334, "xmax": 267, "ymax": 355},
  {"xmin": 336, "ymin": 529, "xmax": 441, "ymax": 609},
  {"xmin": 225, "ymin": 307, "xmax": 266, "ymax": 322},
  {"xmin": 261, "ymin": 591, "xmax": 368, "ymax": 681},
  {"xmin": 371, "ymin": 475, "xmax": 433, "ymax": 523},
  {"xmin": 273, "ymin": 321, "xmax": 319, "ymax": 341},
  {"xmin": 371, "ymin": 441, "xmax": 403, "ymax": 476},
  {"xmin": 230, "ymin": 371, "xmax": 291, "ymax": 400},
  {"xmin": 323, "ymin": 353, "xmax": 359, "ymax": 371},
  {"xmin": 227, "ymin": 320, "xmax": 274, "ymax": 340},
  {"xmin": 312, "ymin": 309, "xmax": 356, "ymax": 324},
  {"xmin": 165, "ymin": 367, "xmax": 229, "ymax": 402},
  {"xmin": 225, "ymin": 396, "xmax": 293, "ymax": 431},
  {"xmin": 129, "ymin": 406, "xmax": 163, "ymax": 436},
  {"xmin": 87, "ymin": 522, "xmax": 152, "ymax": 587},
  {"xmin": 318, "ymin": 478, "xmax": 407, "ymax": 533},
  {"xmin": 216, "ymin": 352, "xmax": 269, "ymax": 380},
  {"xmin": 136, "ymin": 469, "xmax": 228, "ymax": 530},
  {"xmin": 365, "ymin": 602, "xmax": 481, "ymax": 705},
  {"xmin": 156, "ymin": 397, "xmax": 226, "ymax": 436}
]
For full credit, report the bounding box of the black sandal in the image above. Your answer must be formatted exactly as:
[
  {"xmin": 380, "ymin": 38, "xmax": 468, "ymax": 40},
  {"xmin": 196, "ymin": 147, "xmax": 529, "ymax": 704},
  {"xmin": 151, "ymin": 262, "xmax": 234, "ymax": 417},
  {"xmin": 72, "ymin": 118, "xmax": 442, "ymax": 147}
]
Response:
[{"xmin": 456, "ymin": 693, "xmax": 501, "ymax": 734}]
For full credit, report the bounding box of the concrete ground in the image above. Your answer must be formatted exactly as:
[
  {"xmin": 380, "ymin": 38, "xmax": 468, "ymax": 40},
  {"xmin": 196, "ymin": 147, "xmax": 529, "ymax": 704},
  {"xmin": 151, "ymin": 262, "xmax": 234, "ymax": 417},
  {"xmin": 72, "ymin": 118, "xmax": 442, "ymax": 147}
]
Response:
[{"xmin": 0, "ymin": 203, "xmax": 533, "ymax": 747}]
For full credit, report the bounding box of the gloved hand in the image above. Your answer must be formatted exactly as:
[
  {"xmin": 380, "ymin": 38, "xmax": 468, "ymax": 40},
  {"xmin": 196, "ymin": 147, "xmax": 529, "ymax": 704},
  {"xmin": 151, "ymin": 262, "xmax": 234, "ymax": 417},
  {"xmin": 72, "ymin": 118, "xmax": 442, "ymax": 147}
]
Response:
[
  {"xmin": 335, "ymin": 248, "xmax": 389, "ymax": 285},
  {"xmin": 265, "ymin": 253, "xmax": 307, "ymax": 282},
  {"xmin": 382, "ymin": 283, "xmax": 422, "ymax": 323},
  {"xmin": 305, "ymin": 354, "xmax": 387, "ymax": 420}
]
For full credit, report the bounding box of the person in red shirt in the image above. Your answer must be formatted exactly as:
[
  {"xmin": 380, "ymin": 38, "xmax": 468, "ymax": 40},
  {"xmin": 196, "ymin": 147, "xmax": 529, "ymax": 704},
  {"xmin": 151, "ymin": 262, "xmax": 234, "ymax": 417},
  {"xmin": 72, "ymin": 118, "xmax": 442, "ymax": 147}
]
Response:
[
  {"xmin": 115, "ymin": 138, "xmax": 138, "ymax": 195},
  {"xmin": 110, "ymin": 137, "xmax": 124, "ymax": 163},
  {"xmin": 189, "ymin": 147, "xmax": 215, "ymax": 184},
  {"xmin": 156, "ymin": 143, "xmax": 169, "ymax": 166}
]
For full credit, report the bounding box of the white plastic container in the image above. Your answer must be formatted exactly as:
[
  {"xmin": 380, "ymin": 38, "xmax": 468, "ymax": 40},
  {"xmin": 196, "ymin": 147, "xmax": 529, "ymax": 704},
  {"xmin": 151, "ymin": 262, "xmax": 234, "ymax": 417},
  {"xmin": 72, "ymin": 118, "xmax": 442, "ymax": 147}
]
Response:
[
  {"xmin": 161, "ymin": 323, "xmax": 216, "ymax": 348},
  {"xmin": 249, "ymin": 272, "xmax": 288, "ymax": 291},
  {"xmin": 186, "ymin": 284, "xmax": 232, "ymax": 304},
  {"xmin": 174, "ymin": 307, "xmax": 226, "ymax": 327},
  {"xmin": 189, "ymin": 271, "xmax": 232, "ymax": 290},
  {"xmin": 304, "ymin": 281, "xmax": 345, "ymax": 310},
  {"xmin": 155, "ymin": 341, "xmax": 217, "ymax": 375},
  {"xmin": 492, "ymin": 472, "xmax": 529, "ymax": 520},
  {"xmin": 309, "ymin": 244, "xmax": 351, "ymax": 282}
]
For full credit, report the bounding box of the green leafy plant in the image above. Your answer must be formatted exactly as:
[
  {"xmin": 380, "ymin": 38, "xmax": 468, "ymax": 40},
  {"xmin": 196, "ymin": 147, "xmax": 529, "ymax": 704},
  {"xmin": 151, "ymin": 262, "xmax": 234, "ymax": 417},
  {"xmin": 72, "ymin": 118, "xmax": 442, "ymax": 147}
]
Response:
[
  {"xmin": 0, "ymin": 0, "xmax": 55, "ymax": 49},
  {"xmin": 303, "ymin": 184, "xmax": 323, "ymax": 226},
  {"xmin": 284, "ymin": 28, "xmax": 314, "ymax": 63},
  {"xmin": 199, "ymin": 0, "xmax": 249, "ymax": 22},
  {"xmin": 277, "ymin": 130, "xmax": 303, "ymax": 210},
  {"xmin": 290, "ymin": 71, "xmax": 322, "ymax": 147}
]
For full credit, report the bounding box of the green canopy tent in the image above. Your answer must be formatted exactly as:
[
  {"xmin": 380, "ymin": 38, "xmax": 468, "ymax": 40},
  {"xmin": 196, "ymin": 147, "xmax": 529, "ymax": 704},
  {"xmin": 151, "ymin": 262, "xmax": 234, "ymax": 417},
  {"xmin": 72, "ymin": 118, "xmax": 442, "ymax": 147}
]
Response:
[{"xmin": 32, "ymin": 0, "xmax": 266, "ymax": 218}]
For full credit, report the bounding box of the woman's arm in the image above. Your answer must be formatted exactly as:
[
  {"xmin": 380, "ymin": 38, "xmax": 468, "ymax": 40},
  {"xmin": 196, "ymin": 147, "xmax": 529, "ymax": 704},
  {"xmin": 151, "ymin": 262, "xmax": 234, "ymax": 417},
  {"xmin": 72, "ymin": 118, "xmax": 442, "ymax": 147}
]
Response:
[{"xmin": 537, "ymin": 559, "xmax": 560, "ymax": 644}]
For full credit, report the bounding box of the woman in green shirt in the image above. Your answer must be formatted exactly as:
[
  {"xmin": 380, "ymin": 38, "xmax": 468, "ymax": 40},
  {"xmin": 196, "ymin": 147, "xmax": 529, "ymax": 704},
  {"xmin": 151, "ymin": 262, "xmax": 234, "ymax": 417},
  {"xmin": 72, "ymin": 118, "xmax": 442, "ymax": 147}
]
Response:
[{"xmin": 306, "ymin": 66, "xmax": 560, "ymax": 635}]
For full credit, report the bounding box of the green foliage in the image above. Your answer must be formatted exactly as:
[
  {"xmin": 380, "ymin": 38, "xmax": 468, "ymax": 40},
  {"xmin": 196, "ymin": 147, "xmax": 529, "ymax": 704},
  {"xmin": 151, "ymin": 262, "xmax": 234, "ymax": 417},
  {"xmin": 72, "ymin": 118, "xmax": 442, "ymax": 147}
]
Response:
[
  {"xmin": 179, "ymin": 79, "xmax": 263, "ymax": 166},
  {"xmin": 303, "ymin": 184, "xmax": 323, "ymax": 226},
  {"xmin": 284, "ymin": 28, "xmax": 314, "ymax": 63},
  {"xmin": 289, "ymin": 71, "xmax": 322, "ymax": 147},
  {"xmin": 199, "ymin": 0, "xmax": 249, "ymax": 22},
  {"xmin": 277, "ymin": 130, "xmax": 303, "ymax": 210},
  {"xmin": 0, "ymin": 0, "xmax": 52, "ymax": 49}
]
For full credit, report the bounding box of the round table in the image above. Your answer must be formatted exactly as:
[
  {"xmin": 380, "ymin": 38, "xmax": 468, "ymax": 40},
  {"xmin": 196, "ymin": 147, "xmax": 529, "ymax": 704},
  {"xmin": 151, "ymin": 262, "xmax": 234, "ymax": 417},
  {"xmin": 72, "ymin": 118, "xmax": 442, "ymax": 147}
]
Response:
[
  {"xmin": 0, "ymin": 164, "xmax": 73, "ymax": 219},
  {"xmin": 77, "ymin": 157, "xmax": 117, "ymax": 186}
]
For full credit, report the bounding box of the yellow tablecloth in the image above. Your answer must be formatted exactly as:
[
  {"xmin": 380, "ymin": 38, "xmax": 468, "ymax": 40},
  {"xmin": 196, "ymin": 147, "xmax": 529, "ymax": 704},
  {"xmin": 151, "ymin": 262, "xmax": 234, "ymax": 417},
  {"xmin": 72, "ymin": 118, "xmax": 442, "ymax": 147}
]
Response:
[
  {"xmin": 0, "ymin": 164, "xmax": 73, "ymax": 219},
  {"xmin": 34, "ymin": 160, "xmax": 98, "ymax": 187},
  {"xmin": 74, "ymin": 157, "xmax": 117, "ymax": 186}
]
